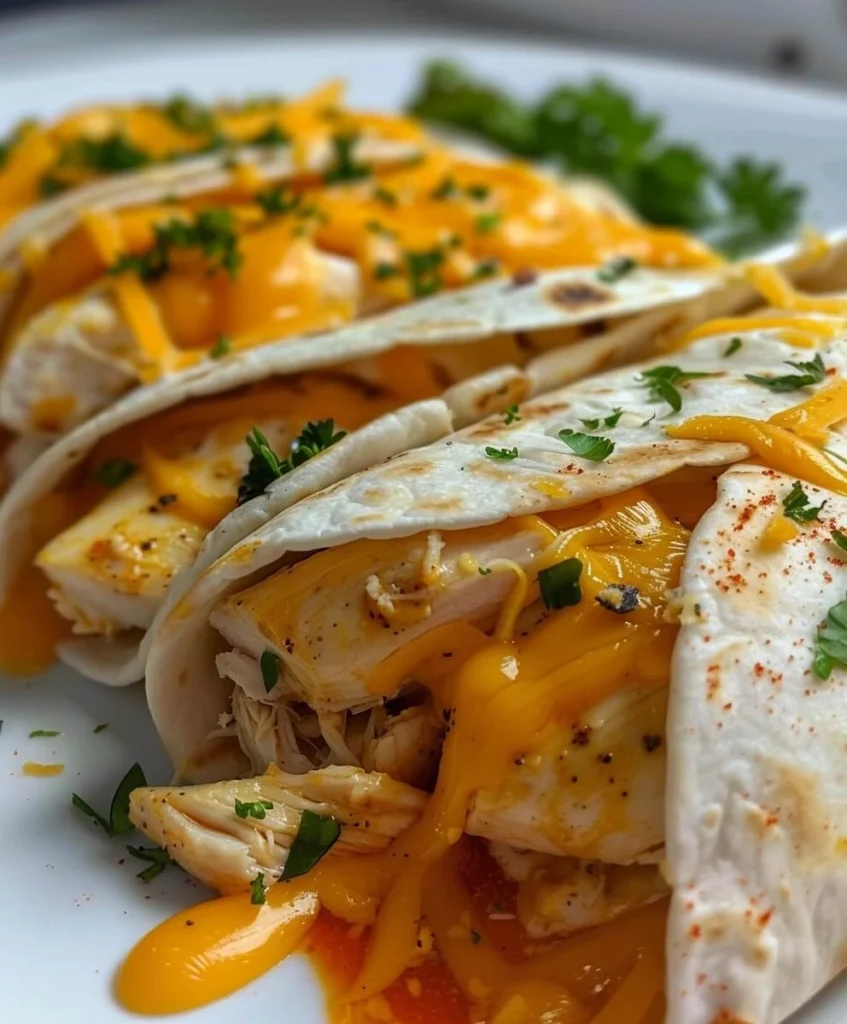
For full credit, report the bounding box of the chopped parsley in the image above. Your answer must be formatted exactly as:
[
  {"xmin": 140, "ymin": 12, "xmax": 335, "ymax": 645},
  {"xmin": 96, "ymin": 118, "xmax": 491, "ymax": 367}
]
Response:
[
  {"xmin": 93, "ymin": 458, "xmax": 137, "ymax": 488},
  {"xmin": 249, "ymin": 124, "xmax": 290, "ymax": 147},
  {"xmin": 29, "ymin": 729, "xmax": 60, "ymax": 738},
  {"xmin": 407, "ymin": 61, "xmax": 805, "ymax": 253},
  {"xmin": 39, "ymin": 174, "xmax": 67, "ymax": 198},
  {"xmin": 93, "ymin": 723, "xmax": 109, "ymax": 734},
  {"xmin": 472, "ymin": 259, "xmax": 499, "ymax": 280},
  {"xmin": 54, "ymin": 132, "xmax": 150, "ymax": 175},
  {"xmin": 234, "ymin": 798, "xmax": 274, "ymax": 820},
  {"xmin": 366, "ymin": 219, "xmax": 395, "ymax": 237},
  {"xmin": 255, "ymin": 183, "xmax": 302, "ymax": 217},
  {"xmin": 781, "ymin": 481, "xmax": 823, "ymax": 524},
  {"xmin": 503, "ymin": 403, "xmax": 521, "ymax": 425},
  {"xmin": 723, "ymin": 336, "xmax": 743, "ymax": 358},
  {"xmin": 538, "ymin": 557, "xmax": 583, "ymax": 610},
  {"xmin": 209, "ymin": 334, "xmax": 232, "ymax": 359},
  {"xmin": 580, "ymin": 407, "xmax": 623, "ymax": 430},
  {"xmin": 161, "ymin": 95, "xmax": 219, "ymax": 136},
  {"xmin": 126, "ymin": 844, "xmax": 176, "ymax": 883},
  {"xmin": 71, "ymin": 762, "xmax": 147, "ymax": 837},
  {"xmin": 110, "ymin": 208, "xmax": 242, "ymax": 280},
  {"xmin": 832, "ymin": 529, "xmax": 847, "ymax": 553},
  {"xmin": 372, "ymin": 185, "xmax": 398, "ymax": 206},
  {"xmin": 466, "ymin": 183, "xmax": 490, "ymax": 200},
  {"xmin": 597, "ymin": 256, "xmax": 637, "ymax": 284},
  {"xmin": 558, "ymin": 429, "xmax": 615, "ymax": 462},
  {"xmin": 431, "ymin": 175, "xmax": 458, "ymax": 199},
  {"xmin": 251, "ymin": 872, "xmax": 267, "ymax": 905},
  {"xmin": 746, "ymin": 353, "xmax": 826, "ymax": 393},
  {"xmin": 485, "ymin": 446, "xmax": 519, "ymax": 461},
  {"xmin": 374, "ymin": 262, "xmax": 400, "ymax": 280},
  {"xmin": 237, "ymin": 420, "xmax": 347, "ymax": 505},
  {"xmin": 813, "ymin": 595, "xmax": 847, "ymax": 680},
  {"xmin": 474, "ymin": 211, "xmax": 502, "ymax": 234},
  {"xmin": 324, "ymin": 133, "xmax": 371, "ymax": 184},
  {"xmin": 281, "ymin": 810, "xmax": 341, "ymax": 880},
  {"xmin": 478, "ymin": 566, "xmax": 493, "ymax": 576},
  {"xmin": 405, "ymin": 246, "xmax": 445, "ymax": 298},
  {"xmin": 260, "ymin": 650, "xmax": 280, "ymax": 693},
  {"xmin": 639, "ymin": 365, "xmax": 714, "ymax": 413}
]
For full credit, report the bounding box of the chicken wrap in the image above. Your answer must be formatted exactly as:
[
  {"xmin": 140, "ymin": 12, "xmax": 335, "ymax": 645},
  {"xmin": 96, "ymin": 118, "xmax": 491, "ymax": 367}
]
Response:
[
  {"xmin": 122, "ymin": 281, "xmax": 847, "ymax": 1024},
  {"xmin": 0, "ymin": 80, "xmax": 720, "ymax": 447}
]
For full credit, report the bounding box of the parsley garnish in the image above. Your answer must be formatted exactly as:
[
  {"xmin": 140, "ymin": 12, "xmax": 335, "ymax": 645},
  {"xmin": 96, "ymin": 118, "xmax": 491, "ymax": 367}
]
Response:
[
  {"xmin": 407, "ymin": 62, "xmax": 805, "ymax": 253},
  {"xmin": 558, "ymin": 429, "xmax": 615, "ymax": 462},
  {"xmin": 597, "ymin": 256, "xmax": 637, "ymax": 284},
  {"xmin": 832, "ymin": 529, "xmax": 847, "ymax": 553},
  {"xmin": 209, "ymin": 334, "xmax": 232, "ymax": 359},
  {"xmin": 485, "ymin": 446, "xmax": 519, "ymax": 461},
  {"xmin": 723, "ymin": 337, "xmax": 743, "ymax": 358},
  {"xmin": 249, "ymin": 124, "xmax": 290, "ymax": 147},
  {"xmin": 39, "ymin": 174, "xmax": 67, "ymax": 198},
  {"xmin": 405, "ymin": 247, "xmax": 445, "ymax": 298},
  {"xmin": 474, "ymin": 211, "xmax": 501, "ymax": 234},
  {"xmin": 466, "ymin": 183, "xmax": 490, "ymax": 200},
  {"xmin": 324, "ymin": 133, "xmax": 371, "ymax": 184},
  {"xmin": 255, "ymin": 184, "xmax": 302, "ymax": 217},
  {"xmin": 639, "ymin": 365, "xmax": 713, "ymax": 412},
  {"xmin": 746, "ymin": 353, "xmax": 826, "ymax": 393},
  {"xmin": 478, "ymin": 566, "xmax": 493, "ymax": 576},
  {"xmin": 234, "ymin": 798, "xmax": 274, "ymax": 820},
  {"xmin": 110, "ymin": 208, "xmax": 242, "ymax": 280},
  {"xmin": 472, "ymin": 259, "xmax": 498, "ymax": 280},
  {"xmin": 54, "ymin": 132, "xmax": 150, "ymax": 175},
  {"xmin": 237, "ymin": 420, "xmax": 346, "ymax": 504},
  {"xmin": 251, "ymin": 872, "xmax": 267, "ymax": 905},
  {"xmin": 260, "ymin": 650, "xmax": 280, "ymax": 693},
  {"xmin": 503, "ymin": 403, "xmax": 521, "ymax": 425},
  {"xmin": 93, "ymin": 458, "xmax": 137, "ymax": 488},
  {"xmin": 126, "ymin": 844, "xmax": 176, "ymax": 883},
  {"xmin": 372, "ymin": 185, "xmax": 397, "ymax": 206},
  {"xmin": 281, "ymin": 810, "xmax": 341, "ymax": 880},
  {"xmin": 580, "ymin": 407, "xmax": 623, "ymax": 430},
  {"xmin": 71, "ymin": 762, "xmax": 146, "ymax": 837},
  {"xmin": 431, "ymin": 175, "xmax": 458, "ymax": 199},
  {"xmin": 538, "ymin": 557, "xmax": 583, "ymax": 610},
  {"xmin": 813, "ymin": 596, "xmax": 847, "ymax": 680},
  {"xmin": 782, "ymin": 481, "xmax": 823, "ymax": 524},
  {"xmin": 93, "ymin": 723, "xmax": 109, "ymax": 734},
  {"xmin": 161, "ymin": 95, "xmax": 219, "ymax": 136},
  {"xmin": 29, "ymin": 729, "xmax": 60, "ymax": 738},
  {"xmin": 374, "ymin": 262, "xmax": 399, "ymax": 280}
]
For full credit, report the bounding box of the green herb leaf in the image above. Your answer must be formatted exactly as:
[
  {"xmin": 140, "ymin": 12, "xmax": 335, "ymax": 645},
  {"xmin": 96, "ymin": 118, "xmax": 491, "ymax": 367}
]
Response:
[
  {"xmin": 209, "ymin": 334, "xmax": 232, "ymax": 359},
  {"xmin": 109, "ymin": 762, "xmax": 147, "ymax": 836},
  {"xmin": 281, "ymin": 810, "xmax": 341, "ymax": 881},
  {"xmin": 110, "ymin": 208, "xmax": 242, "ymax": 281},
  {"xmin": 249, "ymin": 124, "xmax": 290, "ymax": 147},
  {"xmin": 538, "ymin": 557, "xmax": 583, "ymax": 610},
  {"xmin": 372, "ymin": 185, "xmax": 397, "ymax": 206},
  {"xmin": 470, "ymin": 929, "xmax": 482, "ymax": 944},
  {"xmin": 250, "ymin": 872, "xmax": 267, "ymax": 904},
  {"xmin": 474, "ymin": 211, "xmax": 502, "ymax": 234},
  {"xmin": 558, "ymin": 429, "xmax": 615, "ymax": 462},
  {"xmin": 260, "ymin": 650, "xmax": 280, "ymax": 693},
  {"xmin": 39, "ymin": 174, "xmax": 67, "ymax": 198},
  {"xmin": 255, "ymin": 184, "xmax": 302, "ymax": 217},
  {"xmin": 72, "ymin": 793, "xmax": 111, "ymax": 833},
  {"xmin": 405, "ymin": 247, "xmax": 445, "ymax": 298},
  {"xmin": 813, "ymin": 596, "xmax": 847, "ymax": 680},
  {"xmin": 234, "ymin": 798, "xmax": 274, "ymax": 820},
  {"xmin": 431, "ymin": 175, "xmax": 458, "ymax": 199},
  {"xmin": 324, "ymin": 133, "xmax": 371, "ymax": 184},
  {"xmin": 29, "ymin": 729, "xmax": 60, "ymax": 738},
  {"xmin": 723, "ymin": 337, "xmax": 743, "ymax": 358},
  {"xmin": 503, "ymin": 403, "xmax": 521, "ymax": 425},
  {"xmin": 746, "ymin": 353, "xmax": 827, "ymax": 393},
  {"xmin": 714, "ymin": 158, "xmax": 805, "ymax": 256},
  {"xmin": 136, "ymin": 861, "xmax": 167, "ymax": 883},
  {"xmin": 472, "ymin": 258, "xmax": 498, "ymax": 280},
  {"xmin": 237, "ymin": 420, "xmax": 347, "ymax": 505},
  {"xmin": 93, "ymin": 723, "xmax": 109, "ymax": 734},
  {"xmin": 55, "ymin": 132, "xmax": 150, "ymax": 175},
  {"xmin": 639, "ymin": 365, "xmax": 714, "ymax": 412},
  {"xmin": 93, "ymin": 458, "xmax": 137, "ymax": 488},
  {"xmin": 580, "ymin": 407, "xmax": 623, "ymax": 430},
  {"xmin": 478, "ymin": 566, "xmax": 493, "ymax": 576},
  {"xmin": 161, "ymin": 95, "xmax": 219, "ymax": 136},
  {"xmin": 832, "ymin": 529, "xmax": 847, "ymax": 552},
  {"xmin": 373, "ymin": 262, "xmax": 399, "ymax": 280},
  {"xmin": 597, "ymin": 256, "xmax": 637, "ymax": 283},
  {"xmin": 782, "ymin": 480, "xmax": 824, "ymax": 524},
  {"xmin": 126, "ymin": 844, "xmax": 175, "ymax": 881},
  {"xmin": 485, "ymin": 446, "xmax": 519, "ymax": 461},
  {"xmin": 465, "ymin": 183, "xmax": 490, "ymax": 200}
]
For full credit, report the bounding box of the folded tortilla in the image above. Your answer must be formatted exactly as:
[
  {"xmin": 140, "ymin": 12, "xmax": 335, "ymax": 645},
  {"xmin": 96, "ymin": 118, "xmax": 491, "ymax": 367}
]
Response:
[
  {"xmin": 131, "ymin": 292, "xmax": 847, "ymax": 1022},
  {"xmin": 0, "ymin": 82, "xmax": 723, "ymax": 442}
]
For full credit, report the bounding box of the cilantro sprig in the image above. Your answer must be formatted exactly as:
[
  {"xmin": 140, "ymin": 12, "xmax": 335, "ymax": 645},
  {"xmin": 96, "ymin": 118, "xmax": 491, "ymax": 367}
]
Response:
[
  {"xmin": 558, "ymin": 429, "xmax": 615, "ymax": 462},
  {"xmin": 407, "ymin": 61, "xmax": 805, "ymax": 253},
  {"xmin": 746, "ymin": 353, "xmax": 827, "ymax": 393},
  {"xmin": 782, "ymin": 481, "xmax": 824, "ymax": 524},
  {"xmin": 639, "ymin": 365, "xmax": 713, "ymax": 413},
  {"xmin": 813, "ymin": 596, "xmax": 847, "ymax": 680},
  {"xmin": 580, "ymin": 407, "xmax": 623, "ymax": 430},
  {"xmin": 237, "ymin": 420, "xmax": 347, "ymax": 505},
  {"xmin": 72, "ymin": 762, "xmax": 147, "ymax": 837},
  {"xmin": 281, "ymin": 810, "xmax": 341, "ymax": 881}
]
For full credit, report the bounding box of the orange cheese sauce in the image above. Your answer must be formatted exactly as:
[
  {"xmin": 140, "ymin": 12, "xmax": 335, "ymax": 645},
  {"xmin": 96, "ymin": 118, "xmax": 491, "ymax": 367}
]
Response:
[
  {"xmin": 117, "ymin": 487, "xmax": 690, "ymax": 1020},
  {"xmin": 0, "ymin": 81, "xmax": 715, "ymax": 384}
]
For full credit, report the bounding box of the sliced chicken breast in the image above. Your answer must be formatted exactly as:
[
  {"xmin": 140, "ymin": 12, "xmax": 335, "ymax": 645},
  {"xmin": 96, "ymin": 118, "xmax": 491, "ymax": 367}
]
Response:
[{"xmin": 129, "ymin": 763, "xmax": 426, "ymax": 893}]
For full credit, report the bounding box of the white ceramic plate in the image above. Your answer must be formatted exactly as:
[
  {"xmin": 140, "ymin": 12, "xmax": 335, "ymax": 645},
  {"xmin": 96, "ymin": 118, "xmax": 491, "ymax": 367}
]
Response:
[{"xmin": 2, "ymin": 34, "xmax": 847, "ymax": 1024}]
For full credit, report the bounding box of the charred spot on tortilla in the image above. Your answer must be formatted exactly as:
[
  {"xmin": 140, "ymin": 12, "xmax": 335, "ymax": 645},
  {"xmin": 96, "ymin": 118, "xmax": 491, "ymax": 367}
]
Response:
[
  {"xmin": 596, "ymin": 583, "xmax": 640, "ymax": 614},
  {"xmin": 546, "ymin": 280, "xmax": 613, "ymax": 309}
]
